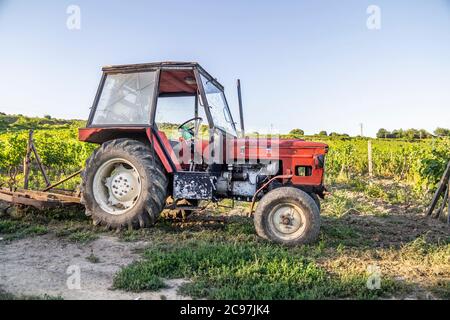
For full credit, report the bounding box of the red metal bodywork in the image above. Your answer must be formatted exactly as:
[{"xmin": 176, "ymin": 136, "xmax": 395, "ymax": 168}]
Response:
[
  {"xmin": 79, "ymin": 128, "xmax": 328, "ymax": 188},
  {"xmin": 78, "ymin": 127, "xmax": 181, "ymax": 173},
  {"xmin": 229, "ymin": 138, "xmax": 327, "ymax": 186}
]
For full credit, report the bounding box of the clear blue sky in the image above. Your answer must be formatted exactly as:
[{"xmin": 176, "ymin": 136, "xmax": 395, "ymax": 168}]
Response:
[{"xmin": 0, "ymin": 0, "xmax": 449, "ymax": 136}]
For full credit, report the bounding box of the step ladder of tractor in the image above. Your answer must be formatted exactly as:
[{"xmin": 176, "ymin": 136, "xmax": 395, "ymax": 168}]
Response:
[{"xmin": 426, "ymin": 160, "xmax": 450, "ymax": 224}]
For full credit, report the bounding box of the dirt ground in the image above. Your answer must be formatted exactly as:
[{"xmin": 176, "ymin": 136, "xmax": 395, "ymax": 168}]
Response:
[{"xmin": 0, "ymin": 234, "xmax": 190, "ymax": 300}]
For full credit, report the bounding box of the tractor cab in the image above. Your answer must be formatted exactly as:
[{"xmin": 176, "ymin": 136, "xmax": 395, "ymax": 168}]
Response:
[{"xmin": 83, "ymin": 62, "xmax": 237, "ymax": 169}]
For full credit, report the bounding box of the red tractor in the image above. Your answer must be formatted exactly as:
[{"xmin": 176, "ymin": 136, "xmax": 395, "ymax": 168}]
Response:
[{"xmin": 78, "ymin": 62, "xmax": 328, "ymax": 245}]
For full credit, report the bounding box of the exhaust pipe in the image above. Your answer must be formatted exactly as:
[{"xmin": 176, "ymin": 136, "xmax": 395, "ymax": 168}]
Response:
[{"xmin": 237, "ymin": 79, "xmax": 245, "ymax": 138}]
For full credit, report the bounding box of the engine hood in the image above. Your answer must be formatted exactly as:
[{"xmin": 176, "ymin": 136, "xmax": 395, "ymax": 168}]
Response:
[{"xmin": 233, "ymin": 138, "xmax": 328, "ymax": 151}]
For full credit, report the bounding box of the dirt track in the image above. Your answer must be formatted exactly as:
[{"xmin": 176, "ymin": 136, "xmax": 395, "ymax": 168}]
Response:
[{"xmin": 0, "ymin": 234, "xmax": 189, "ymax": 300}]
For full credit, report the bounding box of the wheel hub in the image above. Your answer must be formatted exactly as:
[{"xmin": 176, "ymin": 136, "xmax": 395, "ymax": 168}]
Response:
[
  {"xmin": 271, "ymin": 204, "xmax": 304, "ymax": 236},
  {"xmin": 108, "ymin": 171, "xmax": 137, "ymax": 202},
  {"xmin": 93, "ymin": 160, "xmax": 142, "ymax": 215}
]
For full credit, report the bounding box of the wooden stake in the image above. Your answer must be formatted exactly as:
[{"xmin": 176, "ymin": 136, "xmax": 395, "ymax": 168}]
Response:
[
  {"xmin": 448, "ymin": 179, "xmax": 450, "ymax": 225},
  {"xmin": 427, "ymin": 161, "xmax": 450, "ymax": 216},
  {"xmin": 31, "ymin": 143, "xmax": 51, "ymax": 187},
  {"xmin": 23, "ymin": 130, "xmax": 33, "ymax": 190},
  {"xmin": 436, "ymin": 186, "xmax": 448, "ymax": 219}
]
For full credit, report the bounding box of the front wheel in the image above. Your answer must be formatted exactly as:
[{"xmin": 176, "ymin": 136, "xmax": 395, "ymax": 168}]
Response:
[
  {"xmin": 309, "ymin": 192, "xmax": 321, "ymax": 211},
  {"xmin": 254, "ymin": 187, "xmax": 320, "ymax": 246}
]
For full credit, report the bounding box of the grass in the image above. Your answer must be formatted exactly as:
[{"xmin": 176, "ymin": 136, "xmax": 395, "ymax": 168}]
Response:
[
  {"xmin": 0, "ymin": 219, "xmax": 48, "ymax": 242},
  {"xmin": 86, "ymin": 251, "xmax": 101, "ymax": 264},
  {"xmin": 113, "ymin": 239, "xmax": 399, "ymax": 299},
  {"xmin": 67, "ymin": 230, "xmax": 99, "ymax": 244},
  {"xmin": 111, "ymin": 178, "xmax": 449, "ymax": 299},
  {"xmin": 0, "ymin": 205, "xmax": 103, "ymax": 244},
  {"xmin": 320, "ymin": 217, "xmax": 370, "ymax": 247},
  {"xmin": 321, "ymin": 236, "xmax": 450, "ymax": 299},
  {"xmin": 0, "ymin": 288, "xmax": 63, "ymax": 300}
]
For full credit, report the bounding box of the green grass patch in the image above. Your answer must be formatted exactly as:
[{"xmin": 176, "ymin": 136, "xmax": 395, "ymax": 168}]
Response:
[
  {"xmin": 400, "ymin": 236, "xmax": 450, "ymax": 264},
  {"xmin": 0, "ymin": 219, "xmax": 48, "ymax": 241},
  {"xmin": 224, "ymin": 217, "xmax": 255, "ymax": 236},
  {"xmin": 113, "ymin": 240, "xmax": 398, "ymax": 300},
  {"xmin": 67, "ymin": 230, "xmax": 98, "ymax": 244},
  {"xmin": 322, "ymin": 190, "xmax": 385, "ymax": 217},
  {"xmin": 321, "ymin": 218, "xmax": 370, "ymax": 247},
  {"xmin": 86, "ymin": 252, "xmax": 101, "ymax": 264},
  {"xmin": 0, "ymin": 288, "xmax": 63, "ymax": 300}
]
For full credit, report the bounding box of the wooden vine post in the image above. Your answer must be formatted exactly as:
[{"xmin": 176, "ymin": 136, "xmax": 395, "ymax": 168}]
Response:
[
  {"xmin": 23, "ymin": 130, "xmax": 51, "ymax": 190},
  {"xmin": 426, "ymin": 160, "xmax": 450, "ymax": 223},
  {"xmin": 448, "ymin": 178, "xmax": 450, "ymax": 224},
  {"xmin": 32, "ymin": 143, "xmax": 51, "ymax": 187},
  {"xmin": 23, "ymin": 130, "xmax": 33, "ymax": 190}
]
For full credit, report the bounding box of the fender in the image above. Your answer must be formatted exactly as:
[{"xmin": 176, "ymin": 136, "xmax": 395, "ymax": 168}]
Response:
[{"xmin": 145, "ymin": 128, "xmax": 182, "ymax": 173}]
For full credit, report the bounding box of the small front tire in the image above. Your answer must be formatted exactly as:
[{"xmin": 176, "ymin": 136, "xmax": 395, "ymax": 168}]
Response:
[
  {"xmin": 309, "ymin": 192, "xmax": 321, "ymax": 211},
  {"xmin": 254, "ymin": 187, "xmax": 320, "ymax": 246}
]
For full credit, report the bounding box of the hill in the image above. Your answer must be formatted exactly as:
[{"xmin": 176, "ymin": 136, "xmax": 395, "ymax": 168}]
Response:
[{"xmin": 0, "ymin": 113, "xmax": 85, "ymax": 133}]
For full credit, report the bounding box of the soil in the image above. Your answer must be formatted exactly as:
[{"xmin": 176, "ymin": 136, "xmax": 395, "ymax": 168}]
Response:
[{"xmin": 0, "ymin": 234, "xmax": 190, "ymax": 300}]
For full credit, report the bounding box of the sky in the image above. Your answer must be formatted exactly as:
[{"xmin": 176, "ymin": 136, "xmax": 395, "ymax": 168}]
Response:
[{"xmin": 0, "ymin": 0, "xmax": 449, "ymax": 137}]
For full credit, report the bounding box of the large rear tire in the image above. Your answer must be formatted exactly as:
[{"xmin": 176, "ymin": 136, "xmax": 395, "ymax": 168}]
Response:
[
  {"xmin": 81, "ymin": 139, "xmax": 168, "ymax": 229},
  {"xmin": 254, "ymin": 187, "xmax": 320, "ymax": 246}
]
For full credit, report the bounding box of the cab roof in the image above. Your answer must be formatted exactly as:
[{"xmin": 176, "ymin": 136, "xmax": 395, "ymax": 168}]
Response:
[
  {"xmin": 101, "ymin": 61, "xmax": 223, "ymax": 90},
  {"xmin": 102, "ymin": 61, "xmax": 198, "ymax": 72}
]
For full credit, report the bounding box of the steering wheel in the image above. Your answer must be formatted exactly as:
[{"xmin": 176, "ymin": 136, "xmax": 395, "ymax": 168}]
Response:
[{"xmin": 178, "ymin": 117, "xmax": 203, "ymax": 140}]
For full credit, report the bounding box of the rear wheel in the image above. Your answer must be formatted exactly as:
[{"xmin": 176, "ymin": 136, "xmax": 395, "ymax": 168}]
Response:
[
  {"xmin": 81, "ymin": 139, "xmax": 168, "ymax": 229},
  {"xmin": 254, "ymin": 187, "xmax": 320, "ymax": 245}
]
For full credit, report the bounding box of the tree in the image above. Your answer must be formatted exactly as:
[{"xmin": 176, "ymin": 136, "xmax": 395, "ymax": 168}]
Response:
[
  {"xmin": 318, "ymin": 131, "xmax": 328, "ymax": 136},
  {"xmin": 289, "ymin": 128, "xmax": 304, "ymax": 136},
  {"xmin": 434, "ymin": 127, "xmax": 450, "ymax": 137},
  {"xmin": 377, "ymin": 128, "xmax": 431, "ymax": 140},
  {"xmin": 405, "ymin": 129, "xmax": 418, "ymax": 140},
  {"xmin": 419, "ymin": 129, "xmax": 432, "ymax": 139},
  {"xmin": 376, "ymin": 128, "xmax": 390, "ymax": 139}
]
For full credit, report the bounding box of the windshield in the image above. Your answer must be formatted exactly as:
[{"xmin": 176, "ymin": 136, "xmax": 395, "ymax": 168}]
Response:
[{"xmin": 200, "ymin": 74, "xmax": 237, "ymax": 136}]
